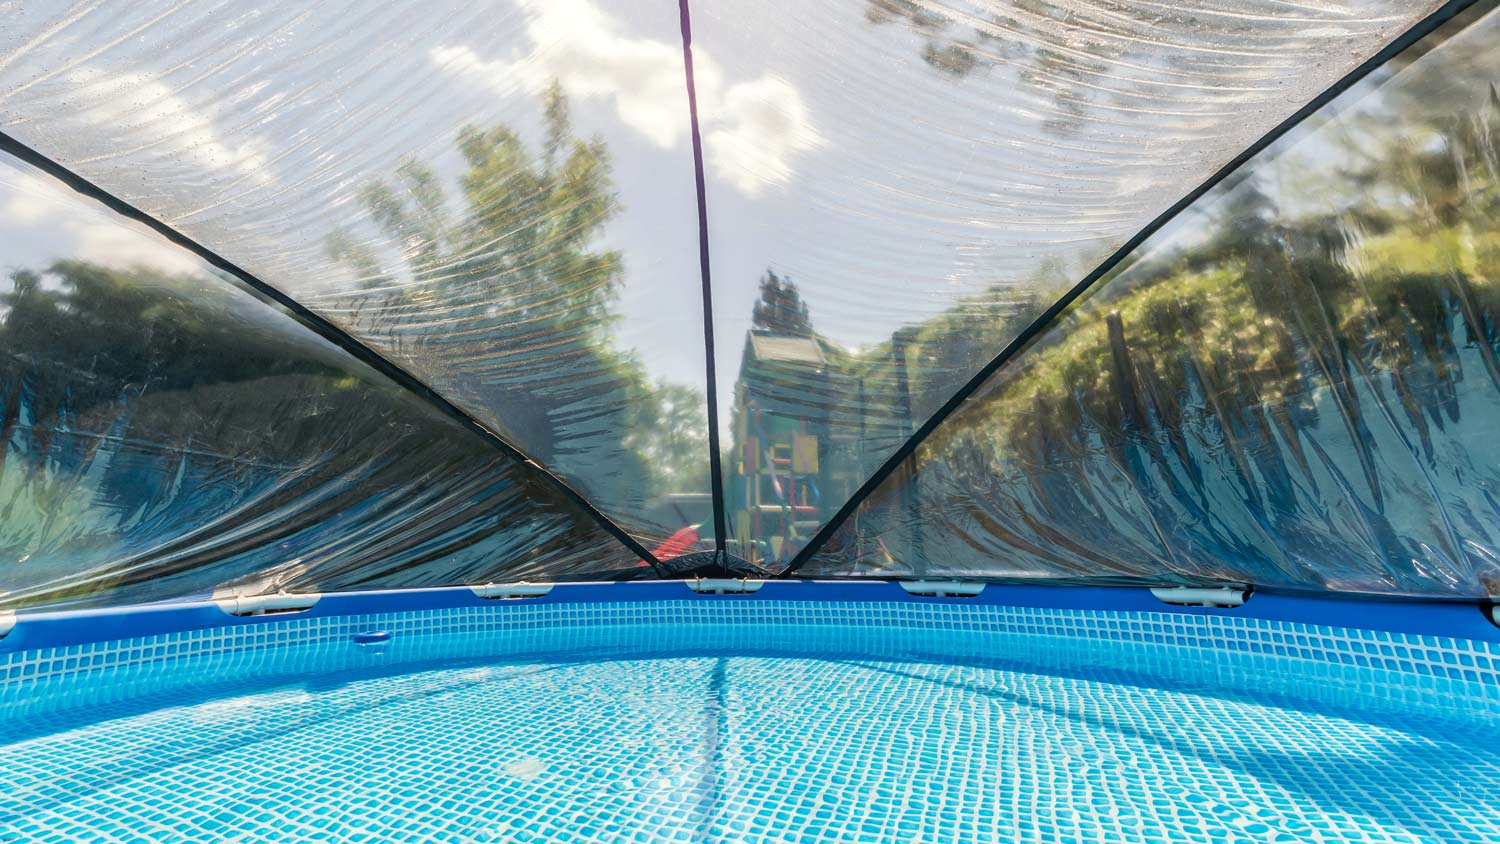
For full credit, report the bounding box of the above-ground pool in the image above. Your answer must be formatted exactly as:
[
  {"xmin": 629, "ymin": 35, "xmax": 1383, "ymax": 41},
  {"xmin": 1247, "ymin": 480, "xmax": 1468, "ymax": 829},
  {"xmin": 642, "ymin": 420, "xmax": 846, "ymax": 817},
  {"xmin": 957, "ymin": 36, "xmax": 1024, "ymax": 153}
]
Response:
[{"xmin": 3, "ymin": 583, "xmax": 1499, "ymax": 844}]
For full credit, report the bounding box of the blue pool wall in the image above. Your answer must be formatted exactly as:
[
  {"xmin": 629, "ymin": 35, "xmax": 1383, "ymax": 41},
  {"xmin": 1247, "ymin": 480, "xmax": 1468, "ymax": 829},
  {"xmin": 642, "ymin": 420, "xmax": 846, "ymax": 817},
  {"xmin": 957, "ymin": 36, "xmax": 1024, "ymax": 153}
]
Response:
[
  {"xmin": 7, "ymin": 580, "xmax": 1500, "ymax": 652},
  {"xmin": 3, "ymin": 581, "xmax": 1499, "ymax": 735}
]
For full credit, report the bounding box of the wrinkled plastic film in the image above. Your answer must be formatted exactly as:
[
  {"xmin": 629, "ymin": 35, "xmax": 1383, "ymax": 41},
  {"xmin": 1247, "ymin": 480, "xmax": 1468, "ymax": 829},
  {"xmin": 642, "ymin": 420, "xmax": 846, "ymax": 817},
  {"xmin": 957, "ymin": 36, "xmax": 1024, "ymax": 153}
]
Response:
[
  {"xmin": 687, "ymin": 0, "xmax": 1442, "ymax": 568},
  {"xmin": 804, "ymin": 4, "xmax": 1500, "ymax": 598},
  {"xmin": 4, "ymin": 0, "xmax": 1497, "ymax": 605},
  {"xmin": 0, "ymin": 153, "xmax": 642, "ymax": 611},
  {"xmin": 0, "ymin": 0, "xmax": 714, "ymax": 551}
]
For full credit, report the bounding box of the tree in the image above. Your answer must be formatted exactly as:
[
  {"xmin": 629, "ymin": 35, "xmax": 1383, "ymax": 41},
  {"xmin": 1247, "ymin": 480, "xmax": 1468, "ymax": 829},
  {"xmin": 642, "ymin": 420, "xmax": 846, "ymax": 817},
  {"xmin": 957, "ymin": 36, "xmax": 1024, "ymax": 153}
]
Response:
[
  {"xmin": 630, "ymin": 381, "xmax": 711, "ymax": 495},
  {"xmin": 750, "ymin": 269, "xmax": 815, "ymax": 336},
  {"xmin": 0, "ymin": 261, "xmax": 337, "ymax": 437},
  {"xmin": 330, "ymin": 82, "xmax": 710, "ymax": 505},
  {"xmin": 876, "ymin": 27, "xmax": 1500, "ymax": 595}
]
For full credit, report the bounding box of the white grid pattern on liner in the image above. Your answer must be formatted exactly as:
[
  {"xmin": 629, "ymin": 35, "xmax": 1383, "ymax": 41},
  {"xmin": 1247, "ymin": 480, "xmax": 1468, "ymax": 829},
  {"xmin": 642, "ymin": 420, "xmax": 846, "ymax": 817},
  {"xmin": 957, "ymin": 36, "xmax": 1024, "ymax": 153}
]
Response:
[
  {"xmin": 9, "ymin": 650, "xmax": 1499, "ymax": 844},
  {"xmin": 2, "ymin": 601, "xmax": 1497, "ymax": 725}
]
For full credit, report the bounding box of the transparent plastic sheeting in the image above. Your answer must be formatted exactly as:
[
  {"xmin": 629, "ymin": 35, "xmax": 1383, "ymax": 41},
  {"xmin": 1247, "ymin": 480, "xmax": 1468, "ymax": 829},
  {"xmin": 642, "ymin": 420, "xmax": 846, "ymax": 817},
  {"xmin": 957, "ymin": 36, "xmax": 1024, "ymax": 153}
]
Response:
[
  {"xmin": 804, "ymin": 4, "xmax": 1500, "ymax": 599},
  {"xmin": 0, "ymin": 154, "xmax": 641, "ymax": 611},
  {"xmin": 0, "ymin": 0, "xmax": 712, "ymax": 550},
  {"xmin": 0, "ymin": 2, "xmax": 1444, "ymax": 572},
  {"xmin": 692, "ymin": 0, "xmax": 1442, "ymax": 568}
]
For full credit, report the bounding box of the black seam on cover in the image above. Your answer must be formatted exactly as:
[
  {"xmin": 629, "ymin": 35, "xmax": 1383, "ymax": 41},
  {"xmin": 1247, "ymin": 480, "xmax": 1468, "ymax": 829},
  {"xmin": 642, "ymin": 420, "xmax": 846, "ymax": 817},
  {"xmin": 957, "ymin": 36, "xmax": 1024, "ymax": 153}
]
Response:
[
  {"xmin": 781, "ymin": 0, "xmax": 1484, "ymax": 576},
  {"xmin": 0, "ymin": 131, "xmax": 666, "ymax": 575},
  {"xmin": 677, "ymin": 0, "xmax": 730, "ymax": 556}
]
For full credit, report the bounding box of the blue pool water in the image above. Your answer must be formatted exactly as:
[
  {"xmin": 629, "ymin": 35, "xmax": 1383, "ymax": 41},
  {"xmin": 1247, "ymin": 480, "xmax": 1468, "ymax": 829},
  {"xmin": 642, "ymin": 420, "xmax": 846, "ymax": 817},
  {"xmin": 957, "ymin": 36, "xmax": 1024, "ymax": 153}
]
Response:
[{"xmin": 2, "ymin": 599, "xmax": 1498, "ymax": 843}]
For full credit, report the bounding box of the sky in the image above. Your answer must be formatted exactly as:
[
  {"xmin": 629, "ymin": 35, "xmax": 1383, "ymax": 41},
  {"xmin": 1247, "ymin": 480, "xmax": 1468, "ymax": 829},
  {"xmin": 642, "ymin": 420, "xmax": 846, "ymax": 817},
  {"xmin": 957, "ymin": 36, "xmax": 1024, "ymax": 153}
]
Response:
[{"xmin": 0, "ymin": 0, "xmax": 1442, "ymax": 433}]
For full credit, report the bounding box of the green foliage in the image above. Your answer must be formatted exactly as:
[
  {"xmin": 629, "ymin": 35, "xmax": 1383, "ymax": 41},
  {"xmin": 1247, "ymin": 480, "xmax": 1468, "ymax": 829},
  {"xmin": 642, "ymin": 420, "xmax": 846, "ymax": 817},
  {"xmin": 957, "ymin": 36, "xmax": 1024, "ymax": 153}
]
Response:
[
  {"xmin": 334, "ymin": 83, "xmax": 708, "ymax": 499},
  {"xmin": 0, "ymin": 258, "xmax": 395, "ymax": 589},
  {"xmin": 1, "ymin": 260, "xmax": 340, "ymax": 428},
  {"xmin": 924, "ymin": 60, "xmax": 1500, "ymax": 470},
  {"xmin": 750, "ymin": 269, "xmax": 814, "ymax": 336}
]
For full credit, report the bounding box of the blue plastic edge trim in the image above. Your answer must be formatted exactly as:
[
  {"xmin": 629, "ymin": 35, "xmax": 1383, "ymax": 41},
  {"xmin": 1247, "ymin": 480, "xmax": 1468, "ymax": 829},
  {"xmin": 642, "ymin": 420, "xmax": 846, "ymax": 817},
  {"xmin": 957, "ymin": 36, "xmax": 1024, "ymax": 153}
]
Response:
[{"xmin": 3, "ymin": 581, "xmax": 1496, "ymax": 653}]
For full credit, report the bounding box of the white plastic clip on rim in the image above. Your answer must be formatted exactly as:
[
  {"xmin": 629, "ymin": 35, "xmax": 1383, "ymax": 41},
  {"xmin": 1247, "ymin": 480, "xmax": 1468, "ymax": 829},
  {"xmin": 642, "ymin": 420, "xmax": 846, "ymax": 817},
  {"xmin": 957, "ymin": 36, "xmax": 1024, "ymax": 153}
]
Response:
[
  {"xmin": 212, "ymin": 590, "xmax": 322, "ymax": 616},
  {"xmin": 687, "ymin": 578, "xmax": 765, "ymax": 594},
  {"xmin": 898, "ymin": 580, "xmax": 986, "ymax": 598},
  {"xmin": 470, "ymin": 582, "xmax": 555, "ymax": 600},
  {"xmin": 1149, "ymin": 586, "xmax": 1249, "ymax": 608}
]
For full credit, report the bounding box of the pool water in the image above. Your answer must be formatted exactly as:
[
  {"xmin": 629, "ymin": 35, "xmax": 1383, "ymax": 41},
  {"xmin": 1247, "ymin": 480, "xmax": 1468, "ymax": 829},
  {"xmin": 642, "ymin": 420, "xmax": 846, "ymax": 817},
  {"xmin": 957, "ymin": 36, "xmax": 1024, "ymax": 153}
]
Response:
[{"xmin": 2, "ymin": 602, "xmax": 1498, "ymax": 843}]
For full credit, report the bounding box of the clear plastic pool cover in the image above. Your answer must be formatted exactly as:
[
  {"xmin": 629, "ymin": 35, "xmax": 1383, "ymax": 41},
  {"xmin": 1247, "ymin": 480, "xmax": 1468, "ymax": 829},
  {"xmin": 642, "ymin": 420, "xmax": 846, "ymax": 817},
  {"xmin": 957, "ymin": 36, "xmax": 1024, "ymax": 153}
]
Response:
[{"xmin": 2, "ymin": 0, "xmax": 1497, "ymax": 608}]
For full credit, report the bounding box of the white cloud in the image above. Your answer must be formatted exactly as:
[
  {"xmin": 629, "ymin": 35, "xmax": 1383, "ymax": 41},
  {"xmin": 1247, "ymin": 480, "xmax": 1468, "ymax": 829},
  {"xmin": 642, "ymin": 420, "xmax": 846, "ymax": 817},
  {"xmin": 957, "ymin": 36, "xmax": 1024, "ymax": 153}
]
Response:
[
  {"xmin": 59, "ymin": 65, "xmax": 272, "ymax": 189},
  {"xmin": 704, "ymin": 76, "xmax": 822, "ymax": 196},
  {"xmin": 0, "ymin": 169, "xmax": 204, "ymax": 276},
  {"xmin": 431, "ymin": 0, "xmax": 821, "ymax": 196}
]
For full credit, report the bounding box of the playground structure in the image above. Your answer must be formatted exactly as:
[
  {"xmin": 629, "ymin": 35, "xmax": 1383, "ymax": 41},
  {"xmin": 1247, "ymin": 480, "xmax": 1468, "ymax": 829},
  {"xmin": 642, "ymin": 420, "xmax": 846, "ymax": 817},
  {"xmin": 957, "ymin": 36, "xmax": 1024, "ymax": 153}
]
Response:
[{"xmin": 728, "ymin": 331, "xmax": 861, "ymax": 567}]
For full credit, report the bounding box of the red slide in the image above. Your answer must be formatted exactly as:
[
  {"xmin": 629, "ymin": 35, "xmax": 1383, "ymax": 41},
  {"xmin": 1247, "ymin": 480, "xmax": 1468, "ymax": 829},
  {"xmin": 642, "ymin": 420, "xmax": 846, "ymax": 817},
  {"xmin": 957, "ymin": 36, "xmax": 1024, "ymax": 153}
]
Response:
[{"xmin": 651, "ymin": 524, "xmax": 701, "ymax": 561}]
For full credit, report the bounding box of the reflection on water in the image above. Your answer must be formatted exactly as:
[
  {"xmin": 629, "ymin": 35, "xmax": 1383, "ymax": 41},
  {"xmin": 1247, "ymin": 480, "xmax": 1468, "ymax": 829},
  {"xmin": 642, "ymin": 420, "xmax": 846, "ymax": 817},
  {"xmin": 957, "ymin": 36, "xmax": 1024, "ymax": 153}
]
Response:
[{"xmin": 803, "ymin": 5, "xmax": 1500, "ymax": 597}]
